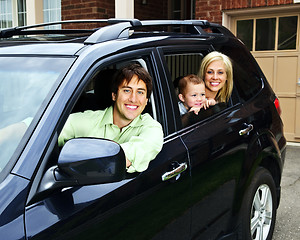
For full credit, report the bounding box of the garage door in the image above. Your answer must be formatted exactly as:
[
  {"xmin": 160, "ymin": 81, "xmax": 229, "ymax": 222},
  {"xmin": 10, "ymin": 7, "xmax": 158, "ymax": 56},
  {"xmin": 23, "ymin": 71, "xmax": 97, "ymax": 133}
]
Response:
[{"xmin": 234, "ymin": 13, "xmax": 300, "ymax": 142}]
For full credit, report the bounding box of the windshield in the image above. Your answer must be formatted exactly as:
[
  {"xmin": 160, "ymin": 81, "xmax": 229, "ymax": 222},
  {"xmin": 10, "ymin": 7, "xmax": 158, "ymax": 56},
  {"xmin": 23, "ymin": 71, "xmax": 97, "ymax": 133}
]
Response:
[{"xmin": 0, "ymin": 56, "xmax": 74, "ymax": 173}]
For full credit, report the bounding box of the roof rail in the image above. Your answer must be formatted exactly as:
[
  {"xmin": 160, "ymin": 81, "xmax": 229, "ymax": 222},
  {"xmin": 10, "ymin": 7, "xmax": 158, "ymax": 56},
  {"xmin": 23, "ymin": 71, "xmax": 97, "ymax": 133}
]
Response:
[
  {"xmin": 84, "ymin": 19, "xmax": 233, "ymax": 44},
  {"xmin": 1, "ymin": 18, "xmax": 234, "ymax": 43},
  {"xmin": 0, "ymin": 19, "xmax": 142, "ymax": 38},
  {"xmin": 84, "ymin": 19, "xmax": 142, "ymax": 44}
]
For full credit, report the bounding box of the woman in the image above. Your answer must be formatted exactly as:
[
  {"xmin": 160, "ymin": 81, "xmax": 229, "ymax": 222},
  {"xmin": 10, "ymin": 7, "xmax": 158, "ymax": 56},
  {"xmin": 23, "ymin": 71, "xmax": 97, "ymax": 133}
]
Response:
[{"xmin": 198, "ymin": 51, "xmax": 233, "ymax": 104}]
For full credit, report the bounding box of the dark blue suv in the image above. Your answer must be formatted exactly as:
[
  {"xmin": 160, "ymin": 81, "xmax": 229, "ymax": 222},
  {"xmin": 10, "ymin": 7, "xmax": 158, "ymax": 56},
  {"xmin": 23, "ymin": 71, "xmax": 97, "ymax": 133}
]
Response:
[{"xmin": 0, "ymin": 19, "xmax": 286, "ymax": 240}]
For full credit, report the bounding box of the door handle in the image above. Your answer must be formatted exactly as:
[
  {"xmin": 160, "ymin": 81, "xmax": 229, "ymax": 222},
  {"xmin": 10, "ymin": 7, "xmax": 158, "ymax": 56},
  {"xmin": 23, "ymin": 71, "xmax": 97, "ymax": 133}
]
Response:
[
  {"xmin": 239, "ymin": 123, "xmax": 253, "ymax": 136},
  {"xmin": 162, "ymin": 162, "xmax": 187, "ymax": 181}
]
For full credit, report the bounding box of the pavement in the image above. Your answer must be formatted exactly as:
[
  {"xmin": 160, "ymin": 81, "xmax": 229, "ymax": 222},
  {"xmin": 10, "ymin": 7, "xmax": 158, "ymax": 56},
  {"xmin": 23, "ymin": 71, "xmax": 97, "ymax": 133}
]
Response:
[{"xmin": 272, "ymin": 142, "xmax": 300, "ymax": 240}]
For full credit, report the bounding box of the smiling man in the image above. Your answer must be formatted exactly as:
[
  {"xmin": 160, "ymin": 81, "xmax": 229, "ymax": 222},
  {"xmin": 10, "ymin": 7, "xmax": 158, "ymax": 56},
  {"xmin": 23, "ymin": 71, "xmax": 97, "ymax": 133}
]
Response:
[{"xmin": 58, "ymin": 64, "xmax": 164, "ymax": 173}]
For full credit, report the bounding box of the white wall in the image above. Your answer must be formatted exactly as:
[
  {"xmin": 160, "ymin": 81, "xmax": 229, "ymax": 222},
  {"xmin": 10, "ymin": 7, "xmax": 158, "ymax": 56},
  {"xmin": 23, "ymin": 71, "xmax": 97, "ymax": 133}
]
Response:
[{"xmin": 115, "ymin": 0, "xmax": 134, "ymax": 18}]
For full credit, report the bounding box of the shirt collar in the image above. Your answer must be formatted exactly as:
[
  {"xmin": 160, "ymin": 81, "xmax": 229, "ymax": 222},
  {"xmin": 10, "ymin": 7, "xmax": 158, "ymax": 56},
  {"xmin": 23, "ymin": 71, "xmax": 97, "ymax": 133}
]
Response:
[{"xmin": 100, "ymin": 105, "xmax": 144, "ymax": 128}]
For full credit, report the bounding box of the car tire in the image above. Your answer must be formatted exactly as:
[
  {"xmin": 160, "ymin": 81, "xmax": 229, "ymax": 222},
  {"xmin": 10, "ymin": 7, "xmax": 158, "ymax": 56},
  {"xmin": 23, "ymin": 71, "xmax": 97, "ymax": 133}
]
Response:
[{"xmin": 238, "ymin": 167, "xmax": 277, "ymax": 240}]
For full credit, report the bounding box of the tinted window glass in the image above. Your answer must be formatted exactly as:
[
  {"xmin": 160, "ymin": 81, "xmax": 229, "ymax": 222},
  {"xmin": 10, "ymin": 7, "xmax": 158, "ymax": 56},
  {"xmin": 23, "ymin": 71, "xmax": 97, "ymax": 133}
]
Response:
[
  {"xmin": 237, "ymin": 19, "xmax": 253, "ymax": 51},
  {"xmin": 278, "ymin": 16, "xmax": 298, "ymax": 50},
  {"xmin": 220, "ymin": 45, "xmax": 263, "ymax": 102},
  {"xmin": 236, "ymin": 15, "xmax": 298, "ymax": 51},
  {"xmin": 231, "ymin": 60, "xmax": 262, "ymax": 102},
  {"xmin": 255, "ymin": 18, "xmax": 276, "ymax": 51}
]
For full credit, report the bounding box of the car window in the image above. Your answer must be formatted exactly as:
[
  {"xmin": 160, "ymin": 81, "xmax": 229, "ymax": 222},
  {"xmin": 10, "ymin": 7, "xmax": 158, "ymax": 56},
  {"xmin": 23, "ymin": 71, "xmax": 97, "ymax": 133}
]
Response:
[
  {"xmin": 163, "ymin": 51, "xmax": 239, "ymax": 128},
  {"xmin": 0, "ymin": 56, "xmax": 74, "ymax": 174},
  {"xmin": 72, "ymin": 58, "xmax": 157, "ymax": 121},
  {"xmin": 214, "ymin": 43, "xmax": 263, "ymax": 102},
  {"xmin": 55, "ymin": 56, "xmax": 163, "ymax": 177}
]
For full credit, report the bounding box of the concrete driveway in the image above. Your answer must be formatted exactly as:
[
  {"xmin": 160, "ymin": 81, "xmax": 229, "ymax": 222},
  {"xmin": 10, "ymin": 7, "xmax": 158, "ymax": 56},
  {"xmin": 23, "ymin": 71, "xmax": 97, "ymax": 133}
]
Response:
[{"xmin": 272, "ymin": 143, "xmax": 300, "ymax": 240}]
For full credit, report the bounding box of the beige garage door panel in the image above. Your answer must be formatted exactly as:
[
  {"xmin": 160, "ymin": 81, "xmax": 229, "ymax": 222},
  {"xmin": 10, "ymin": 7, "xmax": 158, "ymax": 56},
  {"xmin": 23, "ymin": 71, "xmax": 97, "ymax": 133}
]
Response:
[
  {"xmin": 296, "ymin": 97, "xmax": 300, "ymax": 138},
  {"xmin": 276, "ymin": 56, "xmax": 297, "ymax": 94},
  {"xmin": 279, "ymin": 97, "xmax": 296, "ymax": 138},
  {"xmin": 256, "ymin": 57, "xmax": 274, "ymax": 87}
]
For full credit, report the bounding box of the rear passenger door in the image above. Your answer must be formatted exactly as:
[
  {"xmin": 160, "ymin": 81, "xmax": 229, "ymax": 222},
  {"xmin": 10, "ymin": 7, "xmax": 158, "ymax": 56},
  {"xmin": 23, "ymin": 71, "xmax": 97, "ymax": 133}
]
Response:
[{"xmin": 159, "ymin": 46, "xmax": 252, "ymax": 239}]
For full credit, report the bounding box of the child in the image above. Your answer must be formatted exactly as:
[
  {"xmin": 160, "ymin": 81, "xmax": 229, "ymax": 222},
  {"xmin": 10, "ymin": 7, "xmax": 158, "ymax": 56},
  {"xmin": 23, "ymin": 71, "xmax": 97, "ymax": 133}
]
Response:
[{"xmin": 178, "ymin": 74, "xmax": 215, "ymax": 115}]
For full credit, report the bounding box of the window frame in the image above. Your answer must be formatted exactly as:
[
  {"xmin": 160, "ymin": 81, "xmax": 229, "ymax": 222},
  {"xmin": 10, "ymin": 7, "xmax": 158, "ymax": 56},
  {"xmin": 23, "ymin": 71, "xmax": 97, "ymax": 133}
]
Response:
[
  {"xmin": 158, "ymin": 44, "xmax": 264, "ymax": 130},
  {"xmin": 235, "ymin": 13, "xmax": 300, "ymax": 52},
  {"xmin": 158, "ymin": 46, "xmax": 241, "ymax": 130},
  {"xmin": 0, "ymin": 0, "xmax": 13, "ymax": 29},
  {"xmin": 0, "ymin": 0, "xmax": 27, "ymax": 29},
  {"xmin": 43, "ymin": 0, "xmax": 61, "ymax": 29},
  {"xmin": 59, "ymin": 49, "xmax": 168, "ymax": 136}
]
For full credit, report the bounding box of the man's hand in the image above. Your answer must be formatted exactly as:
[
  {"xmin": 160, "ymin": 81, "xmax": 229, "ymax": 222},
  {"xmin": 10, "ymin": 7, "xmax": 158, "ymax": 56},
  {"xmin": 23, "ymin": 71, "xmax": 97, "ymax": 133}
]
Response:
[{"xmin": 126, "ymin": 158, "xmax": 132, "ymax": 168}]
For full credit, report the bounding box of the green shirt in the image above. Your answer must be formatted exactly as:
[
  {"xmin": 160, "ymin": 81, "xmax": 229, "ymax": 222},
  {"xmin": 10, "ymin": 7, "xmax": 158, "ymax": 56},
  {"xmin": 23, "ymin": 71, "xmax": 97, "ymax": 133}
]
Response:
[{"xmin": 58, "ymin": 106, "xmax": 164, "ymax": 173}]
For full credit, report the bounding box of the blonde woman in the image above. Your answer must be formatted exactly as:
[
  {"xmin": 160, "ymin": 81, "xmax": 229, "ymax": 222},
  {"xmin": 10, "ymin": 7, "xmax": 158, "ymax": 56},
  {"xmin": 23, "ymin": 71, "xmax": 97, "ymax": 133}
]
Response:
[{"xmin": 198, "ymin": 51, "xmax": 233, "ymax": 104}]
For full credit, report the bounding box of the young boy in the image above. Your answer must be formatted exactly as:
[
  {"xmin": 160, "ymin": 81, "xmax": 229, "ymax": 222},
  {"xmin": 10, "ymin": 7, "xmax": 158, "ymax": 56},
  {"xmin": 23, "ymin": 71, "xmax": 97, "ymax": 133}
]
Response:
[{"xmin": 178, "ymin": 74, "xmax": 215, "ymax": 115}]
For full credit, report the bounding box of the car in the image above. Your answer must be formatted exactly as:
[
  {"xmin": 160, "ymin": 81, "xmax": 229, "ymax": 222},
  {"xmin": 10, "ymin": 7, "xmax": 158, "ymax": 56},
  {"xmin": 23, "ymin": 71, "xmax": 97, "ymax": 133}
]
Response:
[{"xmin": 0, "ymin": 19, "xmax": 286, "ymax": 240}]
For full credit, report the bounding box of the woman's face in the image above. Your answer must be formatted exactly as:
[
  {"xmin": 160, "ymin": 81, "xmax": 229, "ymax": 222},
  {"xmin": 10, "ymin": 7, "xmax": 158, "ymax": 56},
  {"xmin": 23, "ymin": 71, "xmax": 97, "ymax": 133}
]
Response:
[{"xmin": 204, "ymin": 60, "xmax": 227, "ymax": 96}]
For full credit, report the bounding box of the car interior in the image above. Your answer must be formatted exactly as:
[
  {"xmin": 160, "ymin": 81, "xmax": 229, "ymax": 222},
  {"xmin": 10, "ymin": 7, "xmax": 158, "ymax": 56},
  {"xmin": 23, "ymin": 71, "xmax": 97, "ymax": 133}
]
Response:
[
  {"xmin": 70, "ymin": 52, "xmax": 249, "ymax": 132},
  {"xmin": 72, "ymin": 59, "xmax": 155, "ymax": 120}
]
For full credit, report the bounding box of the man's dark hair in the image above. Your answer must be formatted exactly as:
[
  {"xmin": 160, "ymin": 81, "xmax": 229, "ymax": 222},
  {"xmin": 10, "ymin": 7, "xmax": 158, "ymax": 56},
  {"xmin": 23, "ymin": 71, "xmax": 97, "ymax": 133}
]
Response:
[{"xmin": 112, "ymin": 63, "xmax": 153, "ymax": 99}]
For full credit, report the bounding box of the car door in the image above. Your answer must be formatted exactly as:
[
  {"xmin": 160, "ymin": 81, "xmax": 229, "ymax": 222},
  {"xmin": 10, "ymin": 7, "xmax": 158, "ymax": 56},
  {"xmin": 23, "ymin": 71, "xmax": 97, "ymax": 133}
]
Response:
[
  {"xmin": 24, "ymin": 50, "xmax": 193, "ymax": 240},
  {"xmin": 181, "ymin": 105, "xmax": 250, "ymax": 239},
  {"xmin": 159, "ymin": 46, "xmax": 253, "ymax": 239}
]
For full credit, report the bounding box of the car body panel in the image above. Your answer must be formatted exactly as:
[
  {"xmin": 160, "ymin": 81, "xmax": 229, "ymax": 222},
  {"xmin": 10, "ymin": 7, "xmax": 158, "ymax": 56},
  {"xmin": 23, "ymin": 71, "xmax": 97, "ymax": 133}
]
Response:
[
  {"xmin": 0, "ymin": 174, "xmax": 28, "ymax": 240},
  {"xmin": 25, "ymin": 136, "xmax": 192, "ymax": 240}
]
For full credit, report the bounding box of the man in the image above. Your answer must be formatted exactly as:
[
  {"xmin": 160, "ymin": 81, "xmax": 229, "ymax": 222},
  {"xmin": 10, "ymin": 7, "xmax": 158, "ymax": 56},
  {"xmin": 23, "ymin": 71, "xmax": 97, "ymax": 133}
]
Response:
[{"xmin": 58, "ymin": 64, "xmax": 164, "ymax": 173}]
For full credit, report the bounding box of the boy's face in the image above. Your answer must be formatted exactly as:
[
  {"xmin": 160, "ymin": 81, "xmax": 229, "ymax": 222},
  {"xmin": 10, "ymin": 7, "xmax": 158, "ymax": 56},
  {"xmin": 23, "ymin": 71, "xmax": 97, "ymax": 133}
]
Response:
[
  {"xmin": 112, "ymin": 74, "xmax": 148, "ymax": 128},
  {"xmin": 179, "ymin": 82, "xmax": 206, "ymax": 109}
]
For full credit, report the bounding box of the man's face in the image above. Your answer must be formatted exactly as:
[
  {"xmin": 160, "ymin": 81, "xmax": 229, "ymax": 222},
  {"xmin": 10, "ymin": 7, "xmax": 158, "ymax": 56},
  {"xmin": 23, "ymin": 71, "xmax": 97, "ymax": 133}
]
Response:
[{"xmin": 112, "ymin": 74, "xmax": 148, "ymax": 128}]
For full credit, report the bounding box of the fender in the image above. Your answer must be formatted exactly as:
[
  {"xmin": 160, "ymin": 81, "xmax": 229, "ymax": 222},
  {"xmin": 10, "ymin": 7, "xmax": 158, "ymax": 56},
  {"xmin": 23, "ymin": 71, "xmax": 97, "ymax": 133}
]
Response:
[{"xmin": 227, "ymin": 127, "xmax": 285, "ymax": 233}]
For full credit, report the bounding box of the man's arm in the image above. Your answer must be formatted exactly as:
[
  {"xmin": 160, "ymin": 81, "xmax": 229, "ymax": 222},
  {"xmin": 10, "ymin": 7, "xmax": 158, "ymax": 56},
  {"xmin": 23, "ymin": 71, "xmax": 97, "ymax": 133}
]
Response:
[
  {"xmin": 121, "ymin": 116, "xmax": 164, "ymax": 173},
  {"xmin": 126, "ymin": 158, "xmax": 132, "ymax": 168},
  {"xmin": 58, "ymin": 111, "xmax": 96, "ymax": 147},
  {"xmin": 58, "ymin": 115, "xmax": 76, "ymax": 147}
]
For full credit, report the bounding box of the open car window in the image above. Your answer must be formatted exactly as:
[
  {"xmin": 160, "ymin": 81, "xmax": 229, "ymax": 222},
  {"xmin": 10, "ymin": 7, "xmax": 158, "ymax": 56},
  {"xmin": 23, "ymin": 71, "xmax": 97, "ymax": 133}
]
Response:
[
  {"xmin": 163, "ymin": 50, "xmax": 251, "ymax": 129},
  {"xmin": 72, "ymin": 58, "xmax": 157, "ymax": 120}
]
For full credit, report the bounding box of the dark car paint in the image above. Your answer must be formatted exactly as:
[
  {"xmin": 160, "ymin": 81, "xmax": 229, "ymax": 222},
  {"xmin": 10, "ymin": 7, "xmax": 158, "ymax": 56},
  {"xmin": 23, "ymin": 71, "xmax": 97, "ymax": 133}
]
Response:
[
  {"xmin": 25, "ymin": 135, "xmax": 192, "ymax": 240},
  {"xmin": 0, "ymin": 174, "xmax": 28, "ymax": 240},
  {"xmin": 0, "ymin": 30, "xmax": 286, "ymax": 240}
]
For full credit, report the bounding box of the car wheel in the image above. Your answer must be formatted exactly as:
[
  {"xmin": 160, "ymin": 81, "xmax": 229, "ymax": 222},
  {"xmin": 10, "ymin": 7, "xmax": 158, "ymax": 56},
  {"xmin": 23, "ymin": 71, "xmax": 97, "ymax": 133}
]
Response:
[{"xmin": 238, "ymin": 167, "xmax": 277, "ymax": 240}]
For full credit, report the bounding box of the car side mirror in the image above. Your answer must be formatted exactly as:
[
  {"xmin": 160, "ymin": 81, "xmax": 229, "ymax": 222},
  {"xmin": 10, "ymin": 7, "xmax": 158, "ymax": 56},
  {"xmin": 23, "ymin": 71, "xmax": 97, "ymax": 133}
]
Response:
[{"xmin": 35, "ymin": 138, "xmax": 126, "ymax": 200}]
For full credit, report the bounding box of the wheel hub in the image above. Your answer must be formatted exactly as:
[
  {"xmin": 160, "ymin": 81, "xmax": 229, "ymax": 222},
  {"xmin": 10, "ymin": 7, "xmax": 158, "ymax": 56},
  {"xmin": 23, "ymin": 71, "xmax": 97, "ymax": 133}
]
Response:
[{"xmin": 251, "ymin": 184, "xmax": 273, "ymax": 240}]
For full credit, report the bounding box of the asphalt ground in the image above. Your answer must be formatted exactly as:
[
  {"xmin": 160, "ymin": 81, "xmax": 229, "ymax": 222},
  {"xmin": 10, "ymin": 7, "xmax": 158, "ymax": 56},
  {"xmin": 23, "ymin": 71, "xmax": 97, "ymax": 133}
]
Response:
[{"xmin": 272, "ymin": 143, "xmax": 300, "ymax": 240}]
